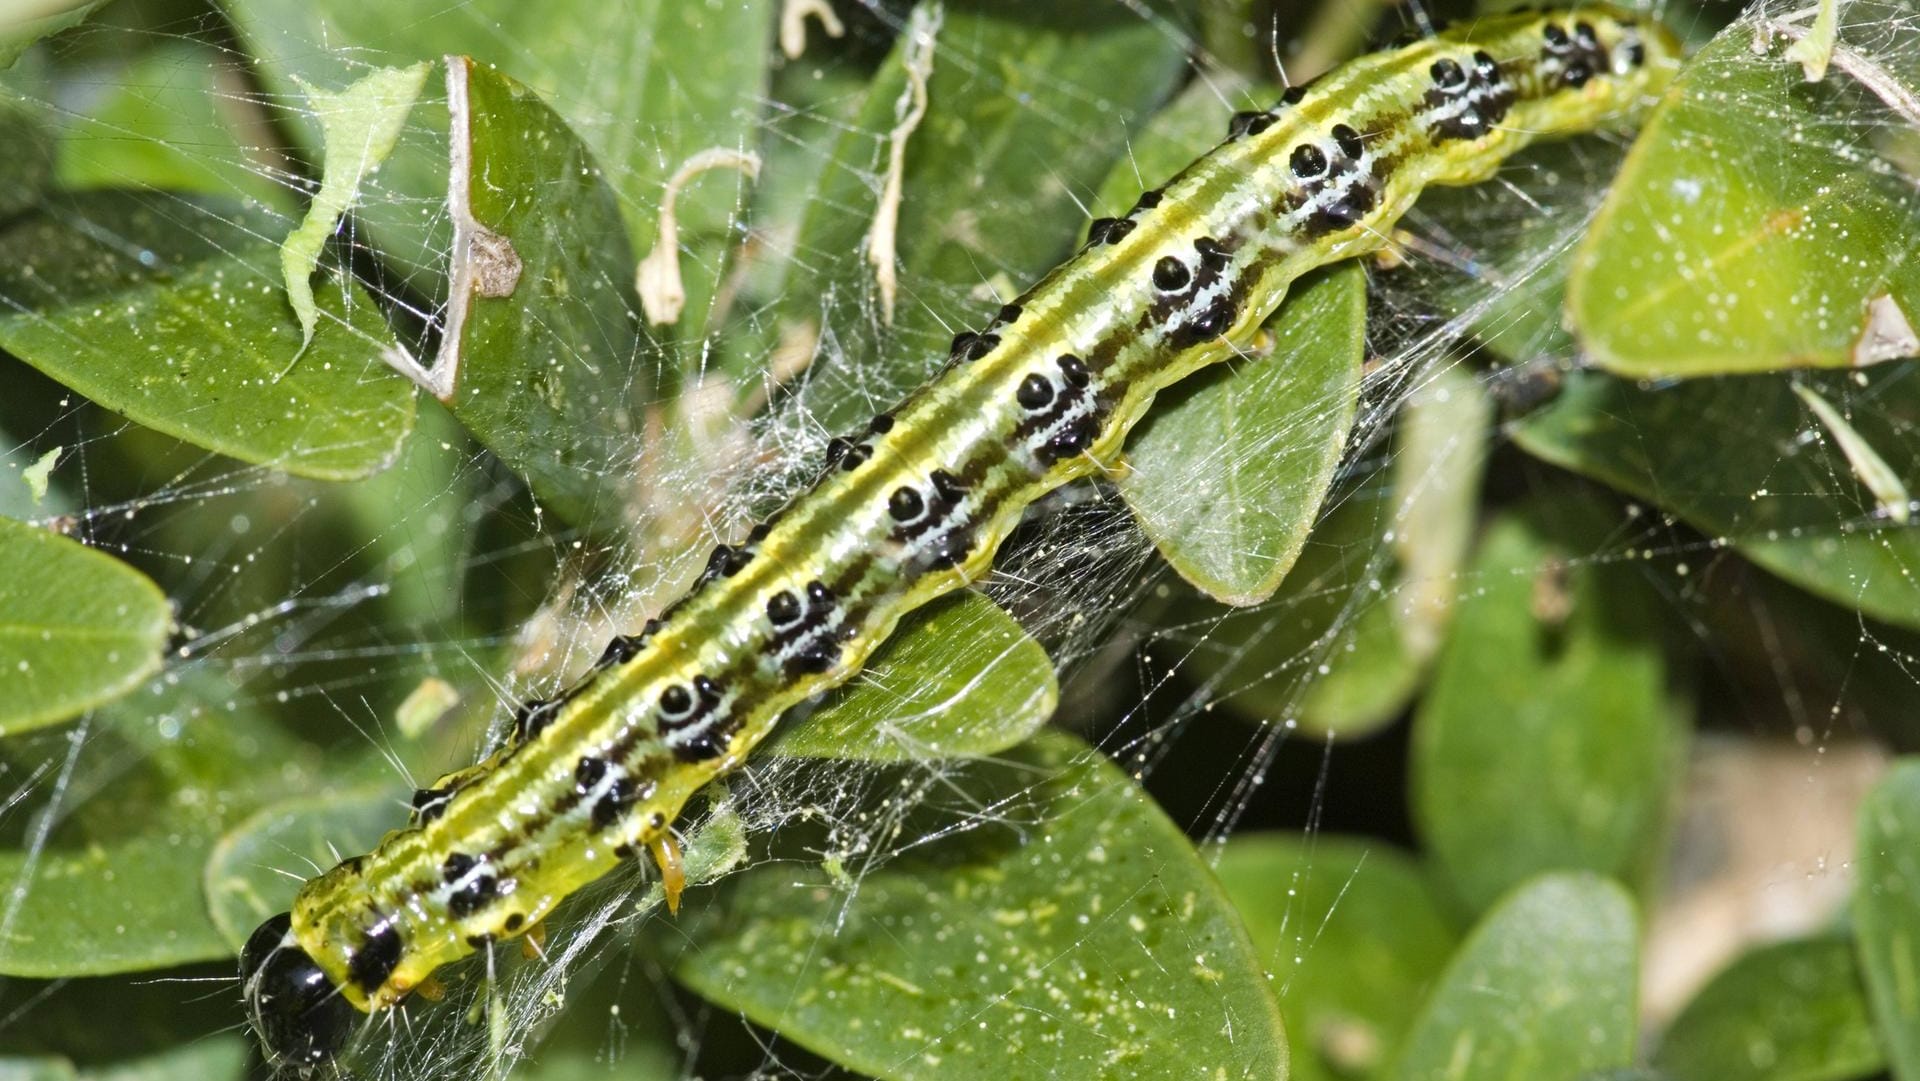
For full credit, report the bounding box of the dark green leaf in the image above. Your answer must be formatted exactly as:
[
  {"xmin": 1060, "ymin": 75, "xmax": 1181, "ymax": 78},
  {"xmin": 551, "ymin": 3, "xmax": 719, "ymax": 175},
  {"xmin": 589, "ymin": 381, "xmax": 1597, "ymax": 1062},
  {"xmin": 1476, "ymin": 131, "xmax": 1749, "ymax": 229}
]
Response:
[
  {"xmin": 0, "ymin": 516, "xmax": 170, "ymax": 735},
  {"xmin": 77, "ymin": 1037, "xmax": 248, "ymax": 1081},
  {"xmin": 771, "ymin": 590, "xmax": 1056, "ymax": 762},
  {"xmin": 1122, "ymin": 265, "xmax": 1366, "ymax": 604},
  {"xmin": 1855, "ymin": 758, "xmax": 1920, "ymax": 1079},
  {"xmin": 1653, "ymin": 935, "xmax": 1884, "ymax": 1081},
  {"xmin": 413, "ymin": 57, "xmax": 646, "ymax": 530},
  {"xmin": 677, "ymin": 732, "xmax": 1286, "ymax": 1081},
  {"xmin": 1569, "ymin": 20, "xmax": 1920, "ymax": 375},
  {"xmin": 1413, "ymin": 495, "xmax": 1688, "ymax": 914},
  {"xmin": 1392, "ymin": 873, "xmax": 1639, "ymax": 1081},
  {"xmin": 758, "ymin": 4, "xmax": 1188, "ymax": 430},
  {"xmin": 0, "ymin": 191, "xmax": 414, "ymax": 480},
  {"xmin": 1513, "ymin": 367, "xmax": 1920, "ymax": 630},
  {"xmin": 1216, "ymin": 833, "xmax": 1460, "ymax": 1081},
  {"xmin": 0, "ymin": 96, "xmax": 54, "ymax": 220},
  {"xmin": 0, "ymin": 1, "xmax": 109, "ymax": 68}
]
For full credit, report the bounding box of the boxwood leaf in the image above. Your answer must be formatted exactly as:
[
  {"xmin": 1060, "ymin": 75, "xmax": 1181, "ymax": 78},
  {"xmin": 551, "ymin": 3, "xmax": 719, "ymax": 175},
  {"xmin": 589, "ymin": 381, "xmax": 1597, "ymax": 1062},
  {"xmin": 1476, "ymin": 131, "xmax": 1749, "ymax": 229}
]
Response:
[
  {"xmin": 1513, "ymin": 367, "xmax": 1920, "ymax": 630},
  {"xmin": 0, "ymin": 191, "xmax": 414, "ymax": 480},
  {"xmin": 1122, "ymin": 265, "xmax": 1366, "ymax": 605},
  {"xmin": 1392, "ymin": 872, "xmax": 1639, "ymax": 1081},
  {"xmin": 676, "ymin": 731, "xmax": 1287, "ymax": 1080},
  {"xmin": 1568, "ymin": 19, "xmax": 1920, "ymax": 375},
  {"xmin": 1652, "ymin": 935, "xmax": 1884, "ymax": 1081},
  {"xmin": 771, "ymin": 591, "xmax": 1056, "ymax": 762},
  {"xmin": 1215, "ymin": 833, "xmax": 1460, "ymax": 1081},
  {"xmin": 1413, "ymin": 496, "xmax": 1688, "ymax": 914},
  {"xmin": 1855, "ymin": 758, "xmax": 1920, "ymax": 1079},
  {"xmin": 0, "ymin": 516, "xmax": 171, "ymax": 735}
]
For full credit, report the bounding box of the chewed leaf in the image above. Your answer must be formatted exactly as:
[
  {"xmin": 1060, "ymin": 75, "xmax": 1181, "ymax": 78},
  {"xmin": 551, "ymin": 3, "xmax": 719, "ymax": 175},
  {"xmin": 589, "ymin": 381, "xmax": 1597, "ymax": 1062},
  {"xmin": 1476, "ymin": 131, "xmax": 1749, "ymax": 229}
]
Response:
[
  {"xmin": 1854, "ymin": 758, "xmax": 1920, "ymax": 1079},
  {"xmin": 282, "ymin": 61, "xmax": 430, "ymax": 348},
  {"xmin": 771, "ymin": 591, "xmax": 1056, "ymax": 762},
  {"xmin": 0, "ymin": 191, "xmax": 415, "ymax": 480},
  {"xmin": 676, "ymin": 732, "xmax": 1286, "ymax": 1081},
  {"xmin": 1569, "ymin": 19, "xmax": 1920, "ymax": 376},
  {"xmin": 0, "ymin": 516, "xmax": 170, "ymax": 736},
  {"xmin": 1123, "ymin": 264, "xmax": 1366, "ymax": 605},
  {"xmin": 1216, "ymin": 834, "xmax": 1460, "ymax": 1081},
  {"xmin": 1514, "ymin": 367, "xmax": 1920, "ymax": 630},
  {"xmin": 377, "ymin": 58, "xmax": 647, "ymax": 532},
  {"xmin": 1413, "ymin": 496, "xmax": 1687, "ymax": 914},
  {"xmin": 1393, "ymin": 873, "xmax": 1639, "ymax": 1081},
  {"xmin": 1652, "ymin": 935, "xmax": 1883, "ymax": 1081}
]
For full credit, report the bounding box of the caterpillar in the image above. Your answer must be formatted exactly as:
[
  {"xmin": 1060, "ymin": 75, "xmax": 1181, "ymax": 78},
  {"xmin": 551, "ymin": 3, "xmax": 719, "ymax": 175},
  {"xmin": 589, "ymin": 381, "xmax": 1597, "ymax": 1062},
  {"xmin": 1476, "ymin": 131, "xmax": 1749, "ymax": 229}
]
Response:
[{"xmin": 241, "ymin": 6, "xmax": 1682, "ymax": 1073}]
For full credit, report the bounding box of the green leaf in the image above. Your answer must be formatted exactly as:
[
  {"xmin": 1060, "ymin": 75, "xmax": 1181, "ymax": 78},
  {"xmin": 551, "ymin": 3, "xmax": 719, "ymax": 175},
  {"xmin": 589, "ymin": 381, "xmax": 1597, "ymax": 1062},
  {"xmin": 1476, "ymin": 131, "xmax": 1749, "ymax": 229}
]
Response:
[
  {"xmin": 1568, "ymin": 19, "xmax": 1920, "ymax": 375},
  {"xmin": 228, "ymin": 0, "xmax": 771, "ymax": 340},
  {"xmin": 1653, "ymin": 935, "xmax": 1884, "ymax": 1081},
  {"xmin": 0, "ymin": 97, "xmax": 54, "ymax": 220},
  {"xmin": 1413, "ymin": 496, "xmax": 1687, "ymax": 914},
  {"xmin": 758, "ymin": 3, "xmax": 1188, "ymax": 430},
  {"xmin": 281, "ymin": 61, "xmax": 430, "ymax": 348},
  {"xmin": 0, "ymin": 1058, "xmax": 76, "ymax": 1081},
  {"xmin": 0, "ymin": 516, "xmax": 170, "ymax": 735},
  {"xmin": 1122, "ymin": 265, "xmax": 1365, "ymax": 604},
  {"xmin": 52, "ymin": 40, "xmax": 286, "ymax": 209},
  {"xmin": 396, "ymin": 57, "xmax": 646, "ymax": 531},
  {"xmin": 771, "ymin": 591, "xmax": 1056, "ymax": 762},
  {"xmin": 1392, "ymin": 872, "xmax": 1639, "ymax": 1081},
  {"xmin": 1856, "ymin": 758, "xmax": 1920, "ymax": 1079},
  {"xmin": 676, "ymin": 732, "xmax": 1287, "ymax": 1080},
  {"xmin": 203, "ymin": 786, "xmax": 401, "ymax": 951},
  {"xmin": 1215, "ymin": 833, "xmax": 1460, "ymax": 1081},
  {"xmin": 1088, "ymin": 69, "xmax": 1264, "ymax": 220},
  {"xmin": 1513, "ymin": 367, "xmax": 1920, "ymax": 630},
  {"xmin": 0, "ymin": 191, "xmax": 415, "ymax": 481},
  {"xmin": 1168, "ymin": 365, "xmax": 1490, "ymax": 739},
  {"xmin": 0, "ymin": 1, "xmax": 108, "ymax": 68}
]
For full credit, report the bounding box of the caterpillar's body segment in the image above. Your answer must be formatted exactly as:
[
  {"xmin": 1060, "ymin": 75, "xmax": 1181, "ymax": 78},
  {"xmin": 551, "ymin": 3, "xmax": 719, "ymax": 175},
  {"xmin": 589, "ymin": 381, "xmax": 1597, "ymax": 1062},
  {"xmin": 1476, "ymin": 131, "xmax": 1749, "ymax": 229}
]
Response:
[{"xmin": 242, "ymin": 8, "xmax": 1681, "ymax": 1072}]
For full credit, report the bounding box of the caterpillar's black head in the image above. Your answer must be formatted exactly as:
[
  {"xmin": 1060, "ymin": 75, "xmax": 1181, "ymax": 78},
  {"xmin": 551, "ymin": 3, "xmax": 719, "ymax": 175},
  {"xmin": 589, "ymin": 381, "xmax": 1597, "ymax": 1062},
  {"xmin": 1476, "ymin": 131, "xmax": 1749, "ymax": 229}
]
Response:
[{"xmin": 241, "ymin": 912, "xmax": 355, "ymax": 1075}]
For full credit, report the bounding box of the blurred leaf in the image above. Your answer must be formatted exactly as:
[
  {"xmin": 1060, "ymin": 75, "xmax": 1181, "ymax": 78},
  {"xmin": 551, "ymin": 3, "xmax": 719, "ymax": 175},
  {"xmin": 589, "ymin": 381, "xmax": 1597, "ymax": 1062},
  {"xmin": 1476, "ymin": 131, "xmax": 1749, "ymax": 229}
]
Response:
[
  {"xmin": 0, "ymin": 97, "xmax": 54, "ymax": 219},
  {"xmin": 1514, "ymin": 366, "xmax": 1920, "ymax": 630},
  {"xmin": 1653, "ymin": 935, "xmax": 1884, "ymax": 1081},
  {"xmin": 1170, "ymin": 365, "xmax": 1490, "ymax": 739},
  {"xmin": 53, "ymin": 40, "xmax": 286, "ymax": 209},
  {"xmin": 1413, "ymin": 495, "xmax": 1687, "ymax": 914},
  {"xmin": 1122, "ymin": 265, "xmax": 1366, "ymax": 604},
  {"xmin": 0, "ymin": 1, "xmax": 108, "ymax": 67},
  {"xmin": 1392, "ymin": 873, "xmax": 1639, "ymax": 1081},
  {"xmin": 0, "ymin": 1058, "xmax": 75, "ymax": 1081},
  {"xmin": 771, "ymin": 590, "xmax": 1056, "ymax": 762},
  {"xmin": 1216, "ymin": 833, "xmax": 1460, "ymax": 1081},
  {"xmin": 0, "ymin": 191, "xmax": 414, "ymax": 480},
  {"xmin": 1569, "ymin": 21, "xmax": 1920, "ymax": 375},
  {"xmin": 676, "ymin": 732, "xmax": 1286, "ymax": 1081},
  {"xmin": 756, "ymin": 3, "xmax": 1188, "ymax": 429},
  {"xmin": 1856, "ymin": 758, "xmax": 1920, "ymax": 1079},
  {"xmin": 281, "ymin": 61, "xmax": 430, "ymax": 347},
  {"xmin": 417, "ymin": 57, "xmax": 645, "ymax": 531},
  {"xmin": 0, "ymin": 517, "xmax": 169, "ymax": 735},
  {"xmin": 203, "ymin": 785, "xmax": 401, "ymax": 951},
  {"xmin": 228, "ymin": 0, "xmax": 771, "ymax": 340},
  {"xmin": 76, "ymin": 1037, "xmax": 247, "ymax": 1081}
]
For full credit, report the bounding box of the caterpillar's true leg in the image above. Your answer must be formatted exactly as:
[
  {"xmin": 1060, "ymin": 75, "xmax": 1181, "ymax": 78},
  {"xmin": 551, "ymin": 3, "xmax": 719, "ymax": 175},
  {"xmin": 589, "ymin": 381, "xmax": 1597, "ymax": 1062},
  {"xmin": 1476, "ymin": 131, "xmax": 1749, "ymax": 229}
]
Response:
[{"xmin": 648, "ymin": 833, "xmax": 686, "ymax": 914}]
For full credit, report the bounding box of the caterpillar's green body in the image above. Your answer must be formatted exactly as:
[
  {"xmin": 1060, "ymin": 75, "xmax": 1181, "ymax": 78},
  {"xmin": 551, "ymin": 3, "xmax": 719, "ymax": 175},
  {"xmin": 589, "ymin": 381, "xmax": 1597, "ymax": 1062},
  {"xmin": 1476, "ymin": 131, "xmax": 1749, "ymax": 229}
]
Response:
[{"xmin": 242, "ymin": 7, "xmax": 1682, "ymax": 1071}]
